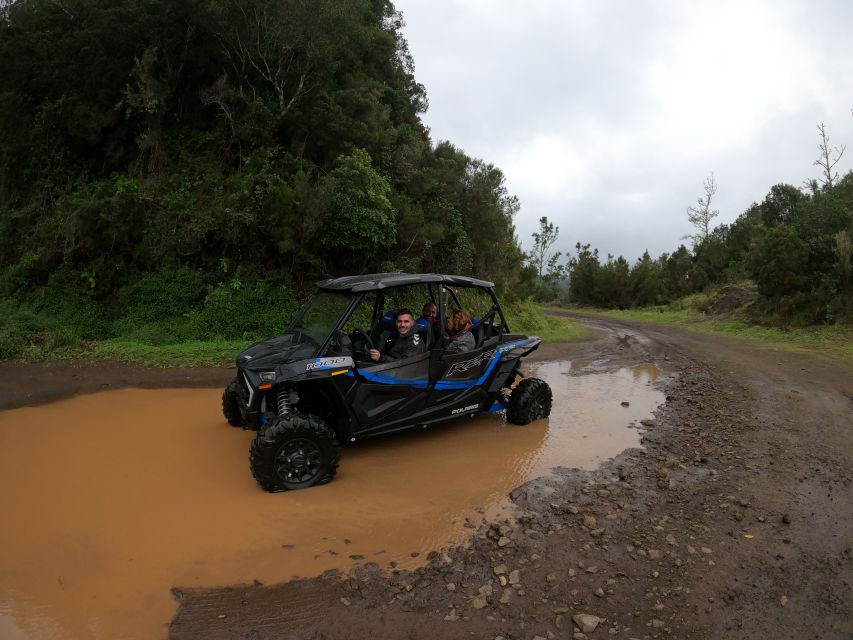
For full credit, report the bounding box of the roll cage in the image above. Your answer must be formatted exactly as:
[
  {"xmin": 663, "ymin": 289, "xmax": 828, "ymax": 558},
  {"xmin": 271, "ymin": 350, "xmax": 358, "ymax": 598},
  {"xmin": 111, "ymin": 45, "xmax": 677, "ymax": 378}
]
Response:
[{"xmin": 301, "ymin": 275, "xmax": 511, "ymax": 359}]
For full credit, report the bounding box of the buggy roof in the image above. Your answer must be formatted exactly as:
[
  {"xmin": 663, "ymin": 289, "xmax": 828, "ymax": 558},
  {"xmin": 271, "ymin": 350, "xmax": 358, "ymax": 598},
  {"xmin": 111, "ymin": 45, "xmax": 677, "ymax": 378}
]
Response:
[{"xmin": 316, "ymin": 273, "xmax": 494, "ymax": 293}]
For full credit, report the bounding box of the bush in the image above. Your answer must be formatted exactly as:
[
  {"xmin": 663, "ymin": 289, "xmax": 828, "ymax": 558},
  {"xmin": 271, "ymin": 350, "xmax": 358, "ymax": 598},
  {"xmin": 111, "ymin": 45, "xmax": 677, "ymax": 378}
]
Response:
[
  {"xmin": 191, "ymin": 280, "xmax": 299, "ymax": 340},
  {"xmin": 116, "ymin": 267, "xmax": 207, "ymax": 324},
  {"xmin": 27, "ymin": 267, "xmax": 116, "ymax": 339},
  {"xmin": 0, "ymin": 300, "xmax": 81, "ymax": 358}
]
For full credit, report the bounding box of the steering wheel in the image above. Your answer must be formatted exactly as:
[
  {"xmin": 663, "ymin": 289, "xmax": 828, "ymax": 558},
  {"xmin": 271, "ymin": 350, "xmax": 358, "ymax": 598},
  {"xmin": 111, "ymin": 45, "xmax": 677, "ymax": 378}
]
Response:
[{"xmin": 349, "ymin": 329, "xmax": 375, "ymax": 358}]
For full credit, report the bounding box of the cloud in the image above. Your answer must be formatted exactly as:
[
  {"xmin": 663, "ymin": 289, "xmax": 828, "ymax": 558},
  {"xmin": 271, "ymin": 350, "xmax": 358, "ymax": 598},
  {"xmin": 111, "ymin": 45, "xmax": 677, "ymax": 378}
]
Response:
[{"xmin": 395, "ymin": 0, "xmax": 853, "ymax": 260}]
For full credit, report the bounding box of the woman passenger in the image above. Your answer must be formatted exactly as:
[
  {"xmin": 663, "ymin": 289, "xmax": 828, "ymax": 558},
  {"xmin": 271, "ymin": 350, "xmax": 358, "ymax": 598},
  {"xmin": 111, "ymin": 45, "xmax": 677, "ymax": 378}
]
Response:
[{"xmin": 446, "ymin": 309, "xmax": 475, "ymax": 353}]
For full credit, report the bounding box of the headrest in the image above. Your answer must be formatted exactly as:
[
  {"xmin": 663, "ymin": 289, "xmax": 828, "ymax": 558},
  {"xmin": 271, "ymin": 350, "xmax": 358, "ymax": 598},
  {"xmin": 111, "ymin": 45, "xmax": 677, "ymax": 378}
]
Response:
[
  {"xmin": 414, "ymin": 317, "xmax": 430, "ymax": 333},
  {"xmin": 381, "ymin": 310, "xmax": 396, "ymax": 331}
]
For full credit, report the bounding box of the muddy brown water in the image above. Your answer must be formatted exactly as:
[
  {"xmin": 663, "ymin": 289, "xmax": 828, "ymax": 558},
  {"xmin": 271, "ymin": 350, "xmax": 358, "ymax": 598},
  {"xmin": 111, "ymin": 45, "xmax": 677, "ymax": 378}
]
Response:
[{"xmin": 0, "ymin": 361, "xmax": 664, "ymax": 640}]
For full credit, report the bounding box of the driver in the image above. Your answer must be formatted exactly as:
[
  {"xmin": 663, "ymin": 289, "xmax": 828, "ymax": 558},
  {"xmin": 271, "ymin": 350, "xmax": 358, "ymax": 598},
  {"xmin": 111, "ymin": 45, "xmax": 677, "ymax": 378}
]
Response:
[{"xmin": 369, "ymin": 309, "xmax": 425, "ymax": 363}]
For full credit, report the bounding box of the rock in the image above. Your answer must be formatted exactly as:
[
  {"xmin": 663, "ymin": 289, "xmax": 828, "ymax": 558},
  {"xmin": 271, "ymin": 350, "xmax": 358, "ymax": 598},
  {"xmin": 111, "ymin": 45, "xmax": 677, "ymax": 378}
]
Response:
[
  {"xmin": 340, "ymin": 597, "xmax": 351, "ymax": 606},
  {"xmin": 500, "ymin": 589, "xmax": 512, "ymax": 604},
  {"xmin": 701, "ymin": 546, "xmax": 713, "ymax": 554},
  {"xmin": 597, "ymin": 489, "xmax": 611, "ymax": 498},
  {"xmin": 648, "ymin": 549, "xmax": 663, "ymax": 560},
  {"xmin": 780, "ymin": 595, "xmax": 789, "ymax": 607},
  {"xmin": 493, "ymin": 564, "xmax": 507, "ymax": 575},
  {"xmin": 508, "ymin": 570, "xmax": 521, "ymax": 585},
  {"xmin": 594, "ymin": 587, "xmax": 605, "ymax": 598},
  {"xmin": 585, "ymin": 565, "xmax": 599, "ymax": 574},
  {"xmin": 546, "ymin": 573, "xmax": 557, "ymax": 583},
  {"xmin": 498, "ymin": 536, "xmax": 511, "ymax": 547},
  {"xmin": 650, "ymin": 619, "xmax": 665, "ymax": 629},
  {"xmin": 782, "ymin": 513, "xmax": 791, "ymax": 524},
  {"xmin": 446, "ymin": 583, "xmax": 456, "ymax": 592},
  {"xmin": 444, "ymin": 609, "xmax": 459, "ymax": 621},
  {"xmin": 499, "ymin": 575, "xmax": 508, "ymax": 586},
  {"xmin": 621, "ymin": 401, "xmax": 630, "ymax": 407},
  {"xmin": 472, "ymin": 595, "xmax": 488, "ymax": 609},
  {"xmin": 573, "ymin": 614, "xmax": 601, "ymax": 634},
  {"xmin": 479, "ymin": 584, "xmax": 494, "ymax": 597},
  {"xmin": 583, "ymin": 515, "xmax": 598, "ymax": 529},
  {"xmin": 640, "ymin": 419, "xmax": 655, "ymax": 427}
]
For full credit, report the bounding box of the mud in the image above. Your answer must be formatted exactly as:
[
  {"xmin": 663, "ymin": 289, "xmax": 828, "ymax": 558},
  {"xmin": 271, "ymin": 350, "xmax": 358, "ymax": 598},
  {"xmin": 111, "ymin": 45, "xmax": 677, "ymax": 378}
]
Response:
[
  {"xmin": 168, "ymin": 315, "xmax": 853, "ymax": 640},
  {"xmin": 0, "ymin": 360, "xmax": 664, "ymax": 640},
  {"xmin": 2, "ymin": 315, "xmax": 851, "ymax": 640}
]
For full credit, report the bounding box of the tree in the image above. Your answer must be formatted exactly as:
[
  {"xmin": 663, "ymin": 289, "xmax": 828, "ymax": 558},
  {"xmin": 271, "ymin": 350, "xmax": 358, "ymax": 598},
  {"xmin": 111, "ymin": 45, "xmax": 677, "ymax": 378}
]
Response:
[
  {"xmin": 319, "ymin": 148, "xmax": 396, "ymax": 268},
  {"xmin": 568, "ymin": 243, "xmax": 601, "ymax": 305},
  {"xmin": 814, "ymin": 123, "xmax": 845, "ymax": 190},
  {"xmin": 529, "ymin": 216, "xmax": 561, "ymax": 278},
  {"xmin": 684, "ymin": 173, "xmax": 719, "ymax": 248},
  {"xmin": 748, "ymin": 226, "xmax": 810, "ymax": 297}
]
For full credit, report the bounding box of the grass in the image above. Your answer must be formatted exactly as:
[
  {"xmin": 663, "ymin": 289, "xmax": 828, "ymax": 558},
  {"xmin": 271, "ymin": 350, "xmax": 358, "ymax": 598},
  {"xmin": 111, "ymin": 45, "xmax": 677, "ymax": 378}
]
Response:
[
  {"xmin": 505, "ymin": 300, "xmax": 591, "ymax": 344},
  {"xmin": 530, "ymin": 314, "xmax": 591, "ymax": 343},
  {"xmin": 86, "ymin": 339, "xmax": 250, "ymax": 367},
  {"xmin": 544, "ymin": 304, "xmax": 853, "ymax": 358}
]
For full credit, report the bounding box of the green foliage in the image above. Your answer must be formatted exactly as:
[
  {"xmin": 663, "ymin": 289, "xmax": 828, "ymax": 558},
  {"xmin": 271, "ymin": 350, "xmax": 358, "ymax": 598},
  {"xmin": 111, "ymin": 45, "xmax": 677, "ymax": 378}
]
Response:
[
  {"xmin": 0, "ymin": 0, "xmax": 534, "ymax": 360},
  {"xmin": 748, "ymin": 225, "xmax": 810, "ymax": 297},
  {"xmin": 503, "ymin": 299, "xmax": 588, "ymax": 343},
  {"xmin": 116, "ymin": 267, "xmax": 207, "ymax": 324},
  {"xmin": 192, "ymin": 280, "xmax": 299, "ymax": 340},
  {"xmin": 320, "ymin": 148, "xmax": 396, "ymax": 262},
  {"xmin": 0, "ymin": 299, "xmax": 82, "ymax": 359}
]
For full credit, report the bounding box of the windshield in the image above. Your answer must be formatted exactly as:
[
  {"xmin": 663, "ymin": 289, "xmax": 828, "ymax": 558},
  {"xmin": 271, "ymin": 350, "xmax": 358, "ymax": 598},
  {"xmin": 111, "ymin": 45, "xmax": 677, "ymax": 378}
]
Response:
[{"xmin": 288, "ymin": 291, "xmax": 355, "ymax": 346}]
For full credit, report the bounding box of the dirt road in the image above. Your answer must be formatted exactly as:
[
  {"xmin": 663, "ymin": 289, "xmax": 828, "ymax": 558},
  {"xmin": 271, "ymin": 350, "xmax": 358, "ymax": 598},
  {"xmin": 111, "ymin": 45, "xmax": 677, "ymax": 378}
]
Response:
[{"xmin": 3, "ymin": 315, "xmax": 852, "ymax": 639}]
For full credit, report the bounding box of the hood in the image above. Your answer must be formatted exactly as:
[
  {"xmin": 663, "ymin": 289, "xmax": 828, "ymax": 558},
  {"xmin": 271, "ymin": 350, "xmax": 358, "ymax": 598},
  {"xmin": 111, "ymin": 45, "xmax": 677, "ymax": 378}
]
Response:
[{"xmin": 236, "ymin": 333, "xmax": 318, "ymax": 369}]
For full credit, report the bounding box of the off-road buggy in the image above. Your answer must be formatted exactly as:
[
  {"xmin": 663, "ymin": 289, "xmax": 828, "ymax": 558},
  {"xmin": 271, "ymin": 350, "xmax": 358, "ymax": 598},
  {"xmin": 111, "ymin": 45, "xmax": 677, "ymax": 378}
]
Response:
[{"xmin": 222, "ymin": 273, "xmax": 552, "ymax": 491}]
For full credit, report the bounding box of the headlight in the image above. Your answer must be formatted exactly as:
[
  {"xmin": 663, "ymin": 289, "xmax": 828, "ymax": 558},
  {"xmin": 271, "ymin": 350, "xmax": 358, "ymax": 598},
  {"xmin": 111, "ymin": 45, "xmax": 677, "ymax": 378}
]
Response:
[{"xmin": 259, "ymin": 371, "xmax": 276, "ymax": 383}]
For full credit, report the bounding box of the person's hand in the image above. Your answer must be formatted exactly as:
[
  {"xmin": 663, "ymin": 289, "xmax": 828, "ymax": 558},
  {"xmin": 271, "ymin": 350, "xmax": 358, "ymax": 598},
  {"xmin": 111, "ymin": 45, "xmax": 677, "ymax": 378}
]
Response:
[{"xmin": 368, "ymin": 348, "xmax": 380, "ymax": 362}]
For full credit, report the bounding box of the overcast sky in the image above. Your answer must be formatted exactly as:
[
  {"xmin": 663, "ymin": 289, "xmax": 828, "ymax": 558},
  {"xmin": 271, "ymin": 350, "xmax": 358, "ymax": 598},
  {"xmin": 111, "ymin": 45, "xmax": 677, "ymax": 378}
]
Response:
[{"xmin": 393, "ymin": 0, "xmax": 853, "ymax": 263}]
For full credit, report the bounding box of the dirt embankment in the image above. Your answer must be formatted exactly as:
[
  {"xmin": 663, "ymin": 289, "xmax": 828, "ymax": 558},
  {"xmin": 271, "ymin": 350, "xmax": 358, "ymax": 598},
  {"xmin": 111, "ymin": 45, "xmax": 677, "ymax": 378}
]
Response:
[{"xmin": 2, "ymin": 315, "xmax": 851, "ymax": 640}]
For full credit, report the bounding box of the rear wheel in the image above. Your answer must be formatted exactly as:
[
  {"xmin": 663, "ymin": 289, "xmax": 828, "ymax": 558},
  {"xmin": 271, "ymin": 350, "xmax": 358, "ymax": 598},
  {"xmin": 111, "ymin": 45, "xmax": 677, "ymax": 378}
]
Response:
[
  {"xmin": 222, "ymin": 377, "xmax": 244, "ymax": 427},
  {"xmin": 506, "ymin": 377, "xmax": 552, "ymax": 425},
  {"xmin": 249, "ymin": 414, "xmax": 341, "ymax": 492}
]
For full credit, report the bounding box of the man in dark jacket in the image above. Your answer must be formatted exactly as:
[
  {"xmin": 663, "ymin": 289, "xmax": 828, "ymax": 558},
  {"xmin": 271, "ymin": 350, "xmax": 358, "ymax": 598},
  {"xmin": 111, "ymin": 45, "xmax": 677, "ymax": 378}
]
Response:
[{"xmin": 369, "ymin": 309, "xmax": 426, "ymax": 363}]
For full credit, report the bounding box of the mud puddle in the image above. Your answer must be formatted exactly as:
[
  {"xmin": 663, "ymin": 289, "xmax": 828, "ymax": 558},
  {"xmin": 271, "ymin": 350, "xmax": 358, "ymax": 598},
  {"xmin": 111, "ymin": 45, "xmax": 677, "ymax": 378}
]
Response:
[{"xmin": 0, "ymin": 361, "xmax": 664, "ymax": 639}]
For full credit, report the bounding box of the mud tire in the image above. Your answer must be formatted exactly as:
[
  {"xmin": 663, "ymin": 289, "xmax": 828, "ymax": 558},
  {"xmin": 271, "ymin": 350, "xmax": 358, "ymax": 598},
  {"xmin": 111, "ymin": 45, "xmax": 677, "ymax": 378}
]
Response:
[
  {"xmin": 506, "ymin": 377, "xmax": 552, "ymax": 425},
  {"xmin": 249, "ymin": 414, "xmax": 341, "ymax": 492},
  {"xmin": 222, "ymin": 377, "xmax": 244, "ymax": 427}
]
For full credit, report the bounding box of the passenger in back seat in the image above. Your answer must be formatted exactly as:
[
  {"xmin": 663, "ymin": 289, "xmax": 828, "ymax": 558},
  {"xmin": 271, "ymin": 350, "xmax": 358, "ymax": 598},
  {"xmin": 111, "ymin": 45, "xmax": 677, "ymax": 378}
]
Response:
[{"xmin": 446, "ymin": 309, "xmax": 475, "ymax": 353}]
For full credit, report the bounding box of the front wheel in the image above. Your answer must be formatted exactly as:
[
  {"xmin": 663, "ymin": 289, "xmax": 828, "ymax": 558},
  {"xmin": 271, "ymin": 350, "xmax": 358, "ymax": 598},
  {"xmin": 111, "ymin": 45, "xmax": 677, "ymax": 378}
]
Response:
[
  {"xmin": 249, "ymin": 414, "xmax": 341, "ymax": 492},
  {"xmin": 506, "ymin": 377, "xmax": 552, "ymax": 425},
  {"xmin": 222, "ymin": 377, "xmax": 244, "ymax": 427}
]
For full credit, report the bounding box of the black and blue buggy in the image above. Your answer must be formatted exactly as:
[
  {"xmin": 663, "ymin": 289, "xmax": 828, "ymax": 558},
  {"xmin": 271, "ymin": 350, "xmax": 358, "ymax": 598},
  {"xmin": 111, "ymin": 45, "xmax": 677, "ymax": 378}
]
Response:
[{"xmin": 222, "ymin": 273, "xmax": 553, "ymax": 491}]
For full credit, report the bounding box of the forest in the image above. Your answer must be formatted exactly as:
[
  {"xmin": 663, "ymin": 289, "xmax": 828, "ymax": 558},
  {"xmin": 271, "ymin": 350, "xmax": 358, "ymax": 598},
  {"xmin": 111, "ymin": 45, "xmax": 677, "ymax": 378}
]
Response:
[
  {"xmin": 526, "ymin": 169, "xmax": 853, "ymax": 326},
  {"xmin": 0, "ymin": 0, "xmax": 851, "ymax": 359}
]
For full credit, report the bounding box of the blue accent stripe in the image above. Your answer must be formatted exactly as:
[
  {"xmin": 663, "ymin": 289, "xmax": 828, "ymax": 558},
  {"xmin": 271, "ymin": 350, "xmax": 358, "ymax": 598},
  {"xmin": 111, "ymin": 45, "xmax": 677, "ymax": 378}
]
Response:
[
  {"xmin": 486, "ymin": 401, "xmax": 508, "ymax": 413},
  {"xmin": 344, "ymin": 338, "xmax": 532, "ymax": 389},
  {"xmin": 355, "ymin": 369, "xmax": 430, "ymax": 389}
]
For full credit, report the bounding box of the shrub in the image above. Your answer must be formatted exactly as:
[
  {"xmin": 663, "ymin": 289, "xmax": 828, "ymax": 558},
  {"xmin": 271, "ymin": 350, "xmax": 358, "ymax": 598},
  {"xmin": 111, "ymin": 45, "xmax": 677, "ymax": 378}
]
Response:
[{"xmin": 191, "ymin": 280, "xmax": 299, "ymax": 340}]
